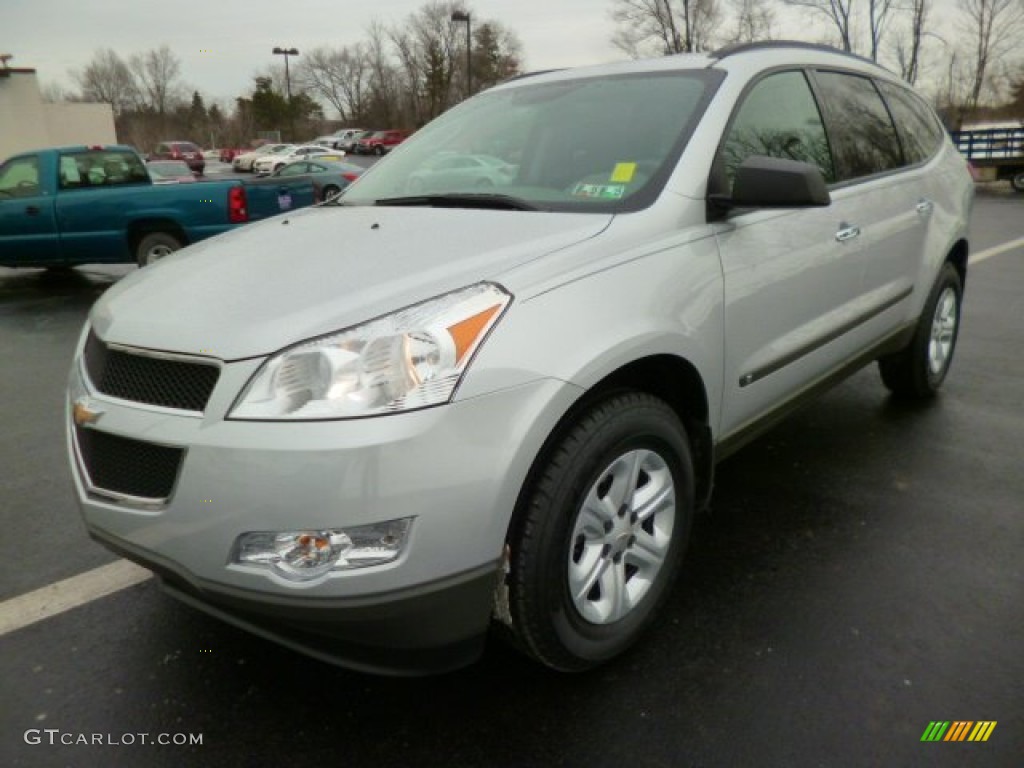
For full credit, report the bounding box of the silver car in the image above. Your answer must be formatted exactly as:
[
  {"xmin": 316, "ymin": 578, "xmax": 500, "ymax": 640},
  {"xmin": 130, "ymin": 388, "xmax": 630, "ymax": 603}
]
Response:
[{"xmin": 68, "ymin": 42, "xmax": 973, "ymax": 674}]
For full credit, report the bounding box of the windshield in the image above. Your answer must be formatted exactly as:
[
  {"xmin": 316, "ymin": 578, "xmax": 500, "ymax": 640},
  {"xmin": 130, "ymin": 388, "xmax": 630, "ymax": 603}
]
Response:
[{"xmin": 344, "ymin": 70, "xmax": 719, "ymax": 213}]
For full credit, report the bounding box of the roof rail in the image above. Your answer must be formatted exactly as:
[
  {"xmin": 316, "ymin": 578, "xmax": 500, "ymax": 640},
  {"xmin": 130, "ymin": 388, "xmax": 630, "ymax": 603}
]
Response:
[
  {"xmin": 504, "ymin": 68, "xmax": 564, "ymax": 83},
  {"xmin": 709, "ymin": 40, "xmax": 883, "ymax": 70}
]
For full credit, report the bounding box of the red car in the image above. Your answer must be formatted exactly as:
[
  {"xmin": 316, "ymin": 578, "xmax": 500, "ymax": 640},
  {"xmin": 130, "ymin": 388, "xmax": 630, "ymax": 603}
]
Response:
[
  {"xmin": 151, "ymin": 141, "xmax": 205, "ymax": 175},
  {"xmin": 355, "ymin": 129, "xmax": 410, "ymax": 155}
]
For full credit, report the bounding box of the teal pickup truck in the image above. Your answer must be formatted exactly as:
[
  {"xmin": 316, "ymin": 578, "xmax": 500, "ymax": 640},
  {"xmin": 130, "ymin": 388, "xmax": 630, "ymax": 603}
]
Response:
[{"xmin": 0, "ymin": 145, "xmax": 315, "ymax": 268}]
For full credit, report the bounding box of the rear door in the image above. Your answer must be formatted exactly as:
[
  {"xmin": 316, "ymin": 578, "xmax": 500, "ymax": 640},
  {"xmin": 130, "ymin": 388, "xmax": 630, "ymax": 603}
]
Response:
[
  {"xmin": 0, "ymin": 153, "xmax": 60, "ymax": 266},
  {"xmin": 809, "ymin": 71, "xmax": 922, "ymax": 323},
  {"xmin": 714, "ymin": 70, "xmax": 873, "ymax": 439}
]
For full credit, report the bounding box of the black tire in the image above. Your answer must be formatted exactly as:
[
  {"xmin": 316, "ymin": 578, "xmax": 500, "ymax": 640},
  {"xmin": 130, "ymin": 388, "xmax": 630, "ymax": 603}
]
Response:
[
  {"xmin": 374, "ymin": 145, "xmax": 385, "ymax": 156},
  {"xmin": 878, "ymin": 262, "xmax": 963, "ymax": 398},
  {"xmin": 506, "ymin": 391, "xmax": 694, "ymax": 672},
  {"xmin": 1011, "ymin": 172, "xmax": 1024, "ymax": 193},
  {"xmin": 322, "ymin": 184, "xmax": 341, "ymax": 202},
  {"xmin": 135, "ymin": 231, "xmax": 183, "ymax": 267}
]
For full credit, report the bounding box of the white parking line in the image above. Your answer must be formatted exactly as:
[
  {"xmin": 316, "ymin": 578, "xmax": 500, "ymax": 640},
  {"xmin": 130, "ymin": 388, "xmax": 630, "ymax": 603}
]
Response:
[
  {"xmin": 970, "ymin": 235, "xmax": 1024, "ymax": 265},
  {"xmin": 0, "ymin": 560, "xmax": 152, "ymax": 637}
]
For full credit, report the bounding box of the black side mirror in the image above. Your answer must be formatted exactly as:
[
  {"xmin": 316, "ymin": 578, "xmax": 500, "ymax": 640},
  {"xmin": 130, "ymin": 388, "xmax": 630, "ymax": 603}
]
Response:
[{"xmin": 710, "ymin": 155, "xmax": 831, "ymax": 212}]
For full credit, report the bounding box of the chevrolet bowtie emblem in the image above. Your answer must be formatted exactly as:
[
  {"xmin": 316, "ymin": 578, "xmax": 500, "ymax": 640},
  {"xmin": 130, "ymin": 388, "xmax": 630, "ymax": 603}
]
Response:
[{"xmin": 72, "ymin": 398, "xmax": 103, "ymax": 427}]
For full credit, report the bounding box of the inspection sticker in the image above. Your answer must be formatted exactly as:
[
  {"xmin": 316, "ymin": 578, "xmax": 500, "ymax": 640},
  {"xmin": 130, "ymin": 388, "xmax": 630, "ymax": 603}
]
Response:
[
  {"xmin": 277, "ymin": 191, "xmax": 292, "ymax": 210},
  {"xmin": 610, "ymin": 162, "xmax": 637, "ymax": 183},
  {"xmin": 571, "ymin": 183, "xmax": 626, "ymax": 200}
]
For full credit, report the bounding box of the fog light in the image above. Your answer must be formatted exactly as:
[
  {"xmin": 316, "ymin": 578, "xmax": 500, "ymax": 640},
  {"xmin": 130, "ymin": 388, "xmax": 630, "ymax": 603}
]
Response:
[{"xmin": 233, "ymin": 518, "xmax": 412, "ymax": 581}]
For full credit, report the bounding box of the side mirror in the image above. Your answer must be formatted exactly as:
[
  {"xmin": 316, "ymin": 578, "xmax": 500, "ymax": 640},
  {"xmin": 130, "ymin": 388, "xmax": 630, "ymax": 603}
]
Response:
[{"xmin": 710, "ymin": 155, "xmax": 831, "ymax": 211}]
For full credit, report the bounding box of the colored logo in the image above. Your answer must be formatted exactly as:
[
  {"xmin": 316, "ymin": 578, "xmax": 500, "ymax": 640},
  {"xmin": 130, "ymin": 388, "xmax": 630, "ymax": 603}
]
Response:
[{"xmin": 921, "ymin": 721, "xmax": 996, "ymax": 742}]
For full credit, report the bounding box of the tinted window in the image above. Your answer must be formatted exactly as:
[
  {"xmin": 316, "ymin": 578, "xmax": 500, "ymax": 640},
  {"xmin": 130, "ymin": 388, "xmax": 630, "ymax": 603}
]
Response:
[
  {"xmin": 814, "ymin": 71, "xmax": 902, "ymax": 181},
  {"xmin": 719, "ymin": 70, "xmax": 834, "ymax": 190},
  {"xmin": 876, "ymin": 81, "xmax": 944, "ymax": 165},
  {"xmin": 0, "ymin": 156, "xmax": 41, "ymax": 198}
]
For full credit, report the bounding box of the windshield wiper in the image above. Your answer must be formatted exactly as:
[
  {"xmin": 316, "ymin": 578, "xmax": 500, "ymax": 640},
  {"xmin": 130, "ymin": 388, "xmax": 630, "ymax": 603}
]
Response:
[{"xmin": 374, "ymin": 193, "xmax": 541, "ymax": 211}]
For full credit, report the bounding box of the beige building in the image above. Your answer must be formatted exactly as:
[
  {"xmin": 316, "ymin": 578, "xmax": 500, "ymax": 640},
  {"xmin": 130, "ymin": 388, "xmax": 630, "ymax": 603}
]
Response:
[{"xmin": 1, "ymin": 66, "xmax": 116, "ymax": 161}]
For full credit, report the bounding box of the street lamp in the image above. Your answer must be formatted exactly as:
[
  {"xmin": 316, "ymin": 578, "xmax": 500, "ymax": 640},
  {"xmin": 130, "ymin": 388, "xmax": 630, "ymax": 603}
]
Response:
[
  {"xmin": 271, "ymin": 46, "xmax": 299, "ymax": 101},
  {"xmin": 450, "ymin": 11, "xmax": 471, "ymax": 98},
  {"xmin": 272, "ymin": 47, "xmax": 299, "ymax": 141}
]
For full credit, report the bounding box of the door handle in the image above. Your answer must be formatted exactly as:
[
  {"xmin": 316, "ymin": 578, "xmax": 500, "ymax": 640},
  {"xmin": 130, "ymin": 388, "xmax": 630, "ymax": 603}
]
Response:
[
  {"xmin": 915, "ymin": 199, "xmax": 934, "ymax": 215},
  {"xmin": 835, "ymin": 224, "xmax": 861, "ymax": 242},
  {"xmin": 25, "ymin": 206, "xmax": 40, "ymax": 216}
]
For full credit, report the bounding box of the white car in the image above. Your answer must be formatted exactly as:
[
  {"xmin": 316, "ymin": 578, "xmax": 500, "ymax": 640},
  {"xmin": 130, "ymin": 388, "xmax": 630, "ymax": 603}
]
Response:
[
  {"xmin": 253, "ymin": 145, "xmax": 344, "ymax": 175},
  {"xmin": 232, "ymin": 144, "xmax": 291, "ymax": 172},
  {"xmin": 314, "ymin": 128, "xmax": 365, "ymax": 150}
]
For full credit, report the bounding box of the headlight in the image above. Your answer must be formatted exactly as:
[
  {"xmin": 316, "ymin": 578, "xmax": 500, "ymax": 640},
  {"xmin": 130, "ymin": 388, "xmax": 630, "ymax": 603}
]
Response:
[{"xmin": 228, "ymin": 282, "xmax": 510, "ymax": 420}]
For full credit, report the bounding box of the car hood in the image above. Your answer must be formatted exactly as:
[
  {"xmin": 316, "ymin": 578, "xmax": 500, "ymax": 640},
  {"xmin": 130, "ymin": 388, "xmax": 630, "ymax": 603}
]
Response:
[{"xmin": 90, "ymin": 205, "xmax": 612, "ymax": 359}]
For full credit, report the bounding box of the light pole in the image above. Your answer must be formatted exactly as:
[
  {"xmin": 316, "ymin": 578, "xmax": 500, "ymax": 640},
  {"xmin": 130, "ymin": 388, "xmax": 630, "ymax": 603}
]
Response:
[
  {"xmin": 272, "ymin": 47, "xmax": 299, "ymax": 141},
  {"xmin": 450, "ymin": 11, "xmax": 471, "ymax": 98}
]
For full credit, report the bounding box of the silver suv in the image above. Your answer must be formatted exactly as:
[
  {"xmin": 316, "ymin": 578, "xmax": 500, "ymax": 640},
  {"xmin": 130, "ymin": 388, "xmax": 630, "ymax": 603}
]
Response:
[{"xmin": 68, "ymin": 42, "xmax": 973, "ymax": 674}]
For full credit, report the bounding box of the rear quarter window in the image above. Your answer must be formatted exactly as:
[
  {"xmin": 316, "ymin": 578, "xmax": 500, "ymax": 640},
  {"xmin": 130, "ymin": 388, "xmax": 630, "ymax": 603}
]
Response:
[{"xmin": 876, "ymin": 81, "xmax": 945, "ymax": 165}]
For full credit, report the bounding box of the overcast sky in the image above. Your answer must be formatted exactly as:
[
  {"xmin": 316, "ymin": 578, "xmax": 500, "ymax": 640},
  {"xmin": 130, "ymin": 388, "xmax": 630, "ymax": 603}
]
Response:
[
  {"xmin": 5, "ymin": 0, "xmax": 966, "ymax": 107},
  {"xmin": 4, "ymin": 0, "xmax": 624, "ymax": 102}
]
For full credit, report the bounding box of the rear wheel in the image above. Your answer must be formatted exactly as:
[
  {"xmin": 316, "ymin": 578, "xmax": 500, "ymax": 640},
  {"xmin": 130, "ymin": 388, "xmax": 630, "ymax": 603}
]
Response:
[
  {"xmin": 506, "ymin": 392, "xmax": 694, "ymax": 671},
  {"xmin": 321, "ymin": 184, "xmax": 341, "ymax": 202},
  {"xmin": 135, "ymin": 231, "xmax": 183, "ymax": 267},
  {"xmin": 374, "ymin": 145, "xmax": 385, "ymax": 156},
  {"xmin": 878, "ymin": 262, "xmax": 962, "ymax": 398},
  {"xmin": 1011, "ymin": 172, "xmax": 1024, "ymax": 192}
]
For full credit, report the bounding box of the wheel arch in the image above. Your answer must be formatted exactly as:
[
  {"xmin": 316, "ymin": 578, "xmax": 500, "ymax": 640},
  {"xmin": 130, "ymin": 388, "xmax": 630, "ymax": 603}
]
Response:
[
  {"xmin": 127, "ymin": 219, "xmax": 188, "ymax": 255},
  {"xmin": 505, "ymin": 354, "xmax": 715, "ymax": 555},
  {"xmin": 947, "ymin": 237, "xmax": 968, "ymax": 288}
]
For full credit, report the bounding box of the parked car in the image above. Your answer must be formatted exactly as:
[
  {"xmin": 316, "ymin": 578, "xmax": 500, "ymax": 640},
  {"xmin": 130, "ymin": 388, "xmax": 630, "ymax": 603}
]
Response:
[
  {"xmin": 272, "ymin": 157, "xmax": 365, "ymax": 201},
  {"xmin": 232, "ymin": 143, "xmax": 291, "ymax": 172},
  {"xmin": 354, "ymin": 129, "xmax": 409, "ymax": 155},
  {"xmin": 253, "ymin": 145, "xmax": 344, "ymax": 175},
  {"xmin": 0, "ymin": 145, "xmax": 317, "ymax": 268},
  {"xmin": 146, "ymin": 159, "xmax": 197, "ymax": 184},
  {"xmin": 313, "ymin": 128, "xmax": 365, "ymax": 150},
  {"xmin": 151, "ymin": 141, "xmax": 205, "ymax": 175},
  {"xmin": 340, "ymin": 130, "xmax": 374, "ymax": 153},
  {"xmin": 218, "ymin": 147, "xmax": 248, "ymax": 163},
  {"xmin": 406, "ymin": 153, "xmax": 516, "ymax": 193},
  {"xmin": 67, "ymin": 43, "xmax": 972, "ymax": 675}
]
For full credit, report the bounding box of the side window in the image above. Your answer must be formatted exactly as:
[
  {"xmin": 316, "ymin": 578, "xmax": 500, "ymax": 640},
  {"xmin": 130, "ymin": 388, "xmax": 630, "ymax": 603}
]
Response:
[
  {"xmin": 0, "ymin": 156, "xmax": 41, "ymax": 198},
  {"xmin": 60, "ymin": 152, "xmax": 149, "ymax": 188},
  {"xmin": 813, "ymin": 71, "xmax": 903, "ymax": 181},
  {"xmin": 720, "ymin": 70, "xmax": 835, "ymax": 191},
  {"xmin": 876, "ymin": 81, "xmax": 944, "ymax": 165}
]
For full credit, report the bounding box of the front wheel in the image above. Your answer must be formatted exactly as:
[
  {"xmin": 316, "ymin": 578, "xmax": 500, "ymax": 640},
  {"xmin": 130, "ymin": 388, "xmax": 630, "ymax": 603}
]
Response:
[
  {"xmin": 878, "ymin": 262, "xmax": 963, "ymax": 398},
  {"xmin": 135, "ymin": 231, "xmax": 183, "ymax": 267},
  {"xmin": 506, "ymin": 392, "xmax": 694, "ymax": 672},
  {"xmin": 1011, "ymin": 172, "xmax": 1024, "ymax": 193},
  {"xmin": 374, "ymin": 145, "xmax": 385, "ymax": 156}
]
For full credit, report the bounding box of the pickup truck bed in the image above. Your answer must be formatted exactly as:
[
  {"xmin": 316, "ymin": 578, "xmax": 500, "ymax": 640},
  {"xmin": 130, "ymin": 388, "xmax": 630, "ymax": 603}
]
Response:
[
  {"xmin": 950, "ymin": 126, "xmax": 1024, "ymax": 191},
  {"xmin": 0, "ymin": 145, "xmax": 316, "ymax": 268}
]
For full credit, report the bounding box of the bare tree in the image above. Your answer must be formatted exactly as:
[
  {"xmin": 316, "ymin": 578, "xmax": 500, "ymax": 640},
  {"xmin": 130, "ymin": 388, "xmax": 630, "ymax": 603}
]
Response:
[
  {"xmin": 298, "ymin": 45, "xmax": 370, "ymax": 123},
  {"xmin": 728, "ymin": 0, "xmax": 777, "ymax": 44},
  {"xmin": 893, "ymin": 0, "xmax": 931, "ymax": 85},
  {"xmin": 866, "ymin": 0, "xmax": 897, "ymax": 62},
  {"xmin": 129, "ymin": 46, "xmax": 184, "ymax": 116},
  {"xmin": 780, "ymin": 0, "xmax": 854, "ymax": 52},
  {"xmin": 390, "ymin": 2, "xmax": 465, "ymax": 124},
  {"xmin": 70, "ymin": 49, "xmax": 138, "ymax": 115},
  {"xmin": 958, "ymin": 0, "xmax": 1024, "ymax": 110},
  {"xmin": 611, "ymin": 0, "xmax": 722, "ymax": 57}
]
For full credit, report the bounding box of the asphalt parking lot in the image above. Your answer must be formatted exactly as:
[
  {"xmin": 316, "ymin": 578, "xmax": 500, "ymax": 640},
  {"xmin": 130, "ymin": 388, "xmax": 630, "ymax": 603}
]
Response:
[{"xmin": 1, "ymin": 185, "xmax": 1021, "ymax": 767}]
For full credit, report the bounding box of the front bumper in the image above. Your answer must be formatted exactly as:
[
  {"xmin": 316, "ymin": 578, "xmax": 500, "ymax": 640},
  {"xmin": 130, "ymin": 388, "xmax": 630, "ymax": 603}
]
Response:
[{"xmin": 67, "ymin": 340, "xmax": 581, "ymax": 672}]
